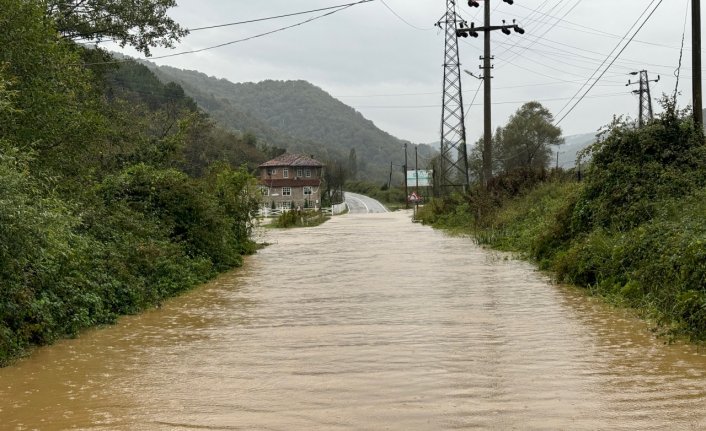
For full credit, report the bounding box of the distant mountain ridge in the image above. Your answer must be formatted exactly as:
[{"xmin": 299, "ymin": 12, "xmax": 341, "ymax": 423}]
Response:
[
  {"xmin": 141, "ymin": 62, "xmax": 436, "ymax": 182},
  {"xmin": 553, "ymin": 132, "xmax": 596, "ymax": 168}
]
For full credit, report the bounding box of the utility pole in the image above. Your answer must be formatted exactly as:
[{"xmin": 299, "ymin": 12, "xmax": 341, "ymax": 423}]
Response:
[
  {"xmin": 415, "ymin": 146, "xmax": 419, "ymax": 195},
  {"xmin": 458, "ymin": 0, "xmax": 524, "ymax": 185},
  {"xmin": 436, "ymin": 0, "xmax": 470, "ymax": 194},
  {"xmin": 388, "ymin": 161, "xmax": 393, "ymax": 190},
  {"xmin": 627, "ymin": 70, "xmax": 660, "ymax": 127},
  {"xmin": 694, "ymin": 0, "xmax": 702, "ymax": 130},
  {"xmin": 404, "ymin": 143, "xmax": 409, "ymax": 209}
]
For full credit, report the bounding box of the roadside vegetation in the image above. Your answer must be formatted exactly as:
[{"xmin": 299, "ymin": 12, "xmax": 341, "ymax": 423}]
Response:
[
  {"xmin": 418, "ymin": 100, "xmax": 706, "ymax": 341},
  {"xmin": 0, "ymin": 0, "xmax": 265, "ymax": 365},
  {"xmin": 272, "ymin": 209, "xmax": 330, "ymax": 228}
]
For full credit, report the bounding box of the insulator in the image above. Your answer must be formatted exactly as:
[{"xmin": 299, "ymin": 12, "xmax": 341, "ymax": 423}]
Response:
[
  {"xmin": 468, "ymin": 0, "xmax": 480, "ymax": 7},
  {"xmin": 503, "ymin": 0, "xmax": 514, "ymax": 4},
  {"xmin": 514, "ymin": 25, "xmax": 525, "ymax": 34},
  {"xmin": 502, "ymin": 27, "xmax": 511, "ymax": 35}
]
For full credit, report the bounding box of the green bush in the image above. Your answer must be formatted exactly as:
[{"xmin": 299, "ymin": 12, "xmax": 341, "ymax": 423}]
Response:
[{"xmin": 423, "ymin": 103, "xmax": 706, "ymax": 341}]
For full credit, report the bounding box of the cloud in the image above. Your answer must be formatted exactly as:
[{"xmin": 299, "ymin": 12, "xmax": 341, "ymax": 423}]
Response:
[{"xmin": 105, "ymin": 0, "xmax": 692, "ymax": 143}]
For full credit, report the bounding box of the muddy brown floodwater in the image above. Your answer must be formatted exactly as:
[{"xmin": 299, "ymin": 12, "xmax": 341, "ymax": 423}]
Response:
[{"xmin": 1, "ymin": 211, "xmax": 706, "ymax": 430}]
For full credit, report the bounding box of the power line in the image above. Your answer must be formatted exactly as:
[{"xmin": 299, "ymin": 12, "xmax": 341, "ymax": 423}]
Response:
[
  {"xmin": 188, "ymin": 1, "xmax": 374, "ymax": 32},
  {"xmin": 500, "ymin": 0, "xmax": 582, "ymax": 66},
  {"xmin": 333, "ymin": 79, "xmax": 624, "ymax": 99},
  {"xmin": 496, "ymin": 0, "xmax": 578, "ymax": 59},
  {"xmin": 464, "ymin": 78, "xmax": 484, "ymax": 120},
  {"xmin": 555, "ymin": 0, "xmax": 659, "ymax": 120},
  {"xmin": 512, "ymin": 2, "xmax": 683, "ymax": 52},
  {"xmin": 354, "ymin": 91, "xmax": 626, "ymax": 109},
  {"xmin": 82, "ymin": 0, "xmax": 373, "ymax": 65},
  {"xmin": 379, "ymin": 0, "xmax": 433, "ymax": 30},
  {"xmin": 494, "ymin": 33, "xmax": 680, "ymax": 73},
  {"xmin": 76, "ymin": 1, "xmax": 375, "ymax": 44},
  {"xmin": 556, "ymin": 0, "xmax": 665, "ymax": 125},
  {"xmin": 674, "ymin": 0, "xmax": 690, "ymax": 98}
]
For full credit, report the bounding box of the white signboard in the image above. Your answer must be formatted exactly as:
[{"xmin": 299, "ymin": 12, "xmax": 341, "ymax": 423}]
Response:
[{"xmin": 406, "ymin": 170, "xmax": 432, "ymax": 187}]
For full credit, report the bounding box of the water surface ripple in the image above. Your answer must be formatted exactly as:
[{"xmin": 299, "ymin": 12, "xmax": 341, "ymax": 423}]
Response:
[{"xmin": 1, "ymin": 212, "xmax": 705, "ymax": 430}]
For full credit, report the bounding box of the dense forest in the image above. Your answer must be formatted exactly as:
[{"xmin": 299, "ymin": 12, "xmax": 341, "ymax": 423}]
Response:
[
  {"xmin": 144, "ymin": 64, "xmax": 437, "ymax": 183},
  {"xmin": 0, "ymin": 0, "xmax": 266, "ymax": 365}
]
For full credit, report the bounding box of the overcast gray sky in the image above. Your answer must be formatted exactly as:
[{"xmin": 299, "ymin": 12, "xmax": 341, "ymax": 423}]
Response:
[{"xmin": 106, "ymin": 0, "xmax": 694, "ymax": 144}]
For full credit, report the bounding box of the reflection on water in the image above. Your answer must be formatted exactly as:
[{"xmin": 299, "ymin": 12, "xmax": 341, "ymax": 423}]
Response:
[{"xmin": 1, "ymin": 211, "xmax": 705, "ymax": 430}]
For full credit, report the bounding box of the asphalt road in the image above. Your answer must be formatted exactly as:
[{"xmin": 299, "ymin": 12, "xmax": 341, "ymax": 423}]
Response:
[{"xmin": 344, "ymin": 192, "xmax": 389, "ymax": 214}]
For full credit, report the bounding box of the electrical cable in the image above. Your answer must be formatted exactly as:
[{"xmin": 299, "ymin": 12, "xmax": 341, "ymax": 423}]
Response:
[
  {"xmin": 495, "ymin": 0, "xmax": 572, "ymax": 58},
  {"xmin": 555, "ymin": 0, "xmax": 665, "ymax": 125},
  {"xmin": 75, "ymin": 0, "xmax": 375, "ymax": 44},
  {"xmin": 379, "ymin": 0, "xmax": 433, "ymax": 30},
  {"xmin": 513, "ymin": 2, "xmax": 683, "ymax": 51},
  {"xmin": 82, "ymin": 0, "xmax": 372, "ymax": 66},
  {"xmin": 188, "ymin": 1, "xmax": 374, "ymax": 32},
  {"xmin": 354, "ymin": 91, "xmax": 627, "ymax": 109},
  {"xmin": 500, "ymin": 0, "xmax": 583, "ymax": 66},
  {"xmin": 464, "ymin": 78, "xmax": 484, "ymax": 120},
  {"xmin": 674, "ymin": 0, "xmax": 690, "ymax": 99},
  {"xmin": 554, "ymin": 0, "xmax": 659, "ymax": 120}
]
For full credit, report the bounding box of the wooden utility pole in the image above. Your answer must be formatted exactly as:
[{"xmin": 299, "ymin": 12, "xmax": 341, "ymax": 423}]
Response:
[
  {"xmin": 694, "ymin": 0, "xmax": 703, "ymax": 130},
  {"xmin": 388, "ymin": 161, "xmax": 393, "ymax": 190},
  {"xmin": 482, "ymin": 1, "xmax": 492, "ymax": 186},
  {"xmin": 404, "ymin": 143, "xmax": 409, "ymax": 209},
  {"xmin": 457, "ymin": 1, "xmax": 523, "ymax": 185},
  {"xmin": 415, "ymin": 146, "xmax": 419, "ymax": 195}
]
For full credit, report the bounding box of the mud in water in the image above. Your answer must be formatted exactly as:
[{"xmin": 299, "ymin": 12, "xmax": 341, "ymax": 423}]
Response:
[{"xmin": 1, "ymin": 211, "xmax": 705, "ymax": 430}]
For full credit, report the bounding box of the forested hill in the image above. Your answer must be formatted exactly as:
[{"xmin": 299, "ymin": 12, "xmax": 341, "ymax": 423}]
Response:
[{"xmin": 144, "ymin": 63, "xmax": 436, "ymax": 182}]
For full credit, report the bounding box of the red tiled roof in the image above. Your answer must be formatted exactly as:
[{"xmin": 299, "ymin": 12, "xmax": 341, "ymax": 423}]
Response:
[
  {"xmin": 258, "ymin": 153, "xmax": 324, "ymax": 168},
  {"xmin": 259, "ymin": 179, "xmax": 321, "ymax": 187}
]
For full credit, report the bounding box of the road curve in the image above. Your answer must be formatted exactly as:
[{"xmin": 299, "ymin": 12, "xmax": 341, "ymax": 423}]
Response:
[{"xmin": 344, "ymin": 192, "xmax": 389, "ymax": 214}]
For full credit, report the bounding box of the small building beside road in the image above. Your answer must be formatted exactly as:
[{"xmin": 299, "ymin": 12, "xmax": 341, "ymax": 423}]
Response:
[{"xmin": 258, "ymin": 153, "xmax": 324, "ymax": 210}]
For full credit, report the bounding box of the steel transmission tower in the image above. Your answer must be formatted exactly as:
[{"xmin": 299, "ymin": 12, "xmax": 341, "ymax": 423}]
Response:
[
  {"xmin": 436, "ymin": 0, "xmax": 469, "ymax": 194},
  {"xmin": 626, "ymin": 70, "xmax": 660, "ymax": 127}
]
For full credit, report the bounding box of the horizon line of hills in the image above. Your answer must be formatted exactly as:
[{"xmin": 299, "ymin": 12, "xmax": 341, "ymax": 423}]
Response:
[{"xmin": 127, "ymin": 55, "xmax": 601, "ymax": 181}]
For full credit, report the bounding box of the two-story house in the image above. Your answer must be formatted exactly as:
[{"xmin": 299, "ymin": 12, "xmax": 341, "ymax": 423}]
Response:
[{"xmin": 258, "ymin": 153, "xmax": 324, "ymax": 210}]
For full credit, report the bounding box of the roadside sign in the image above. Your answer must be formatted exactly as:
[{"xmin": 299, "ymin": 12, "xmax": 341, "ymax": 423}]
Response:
[{"xmin": 406, "ymin": 170, "xmax": 432, "ymax": 187}]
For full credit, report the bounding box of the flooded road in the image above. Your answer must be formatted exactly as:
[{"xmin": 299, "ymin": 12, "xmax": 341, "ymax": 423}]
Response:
[{"xmin": 1, "ymin": 211, "xmax": 706, "ymax": 430}]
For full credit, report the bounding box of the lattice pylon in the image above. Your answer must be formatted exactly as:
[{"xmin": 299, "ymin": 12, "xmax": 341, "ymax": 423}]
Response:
[
  {"xmin": 629, "ymin": 70, "xmax": 657, "ymax": 127},
  {"xmin": 638, "ymin": 70, "xmax": 654, "ymax": 126},
  {"xmin": 439, "ymin": 0, "xmax": 469, "ymax": 193}
]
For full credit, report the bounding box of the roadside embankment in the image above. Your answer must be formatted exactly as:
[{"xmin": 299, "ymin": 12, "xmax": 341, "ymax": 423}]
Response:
[{"xmin": 419, "ymin": 106, "xmax": 706, "ymax": 341}]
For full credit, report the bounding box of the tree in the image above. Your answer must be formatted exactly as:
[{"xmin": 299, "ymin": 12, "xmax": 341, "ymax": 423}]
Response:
[
  {"xmin": 498, "ymin": 102, "xmax": 563, "ymax": 172},
  {"xmin": 45, "ymin": 0, "xmax": 188, "ymax": 56},
  {"xmin": 468, "ymin": 127, "xmax": 504, "ymax": 182},
  {"xmin": 0, "ymin": 0, "xmax": 108, "ymax": 178}
]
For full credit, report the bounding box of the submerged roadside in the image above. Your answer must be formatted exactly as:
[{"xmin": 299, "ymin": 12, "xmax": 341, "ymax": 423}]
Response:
[{"xmin": 418, "ymin": 106, "xmax": 706, "ymax": 342}]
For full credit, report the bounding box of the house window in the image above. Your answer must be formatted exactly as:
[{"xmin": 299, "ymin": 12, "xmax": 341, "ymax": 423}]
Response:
[
  {"xmin": 303, "ymin": 186, "xmax": 312, "ymax": 196},
  {"xmin": 283, "ymin": 168, "xmax": 289, "ymax": 178},
  {"xmin": 260, "ymin": 186, "xmax": 270, "ymax": 196},
  {"xmin": 305, "ymin": 169, "xmax": 312, "ymax": 178},
  {"xmin": 279, "ymin": 201, "xmax": 292, "ymax": 210},
  {"xmin": 282, "ymin": 187, "xmax": 292, "ymax": 196},
  {"xmin": 297, "ymin": 168, "xmax": 303, "ymax": 177},
  {"xmin": 267, "ymin": 168, "xmax": 276, "ymax": 175}
]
